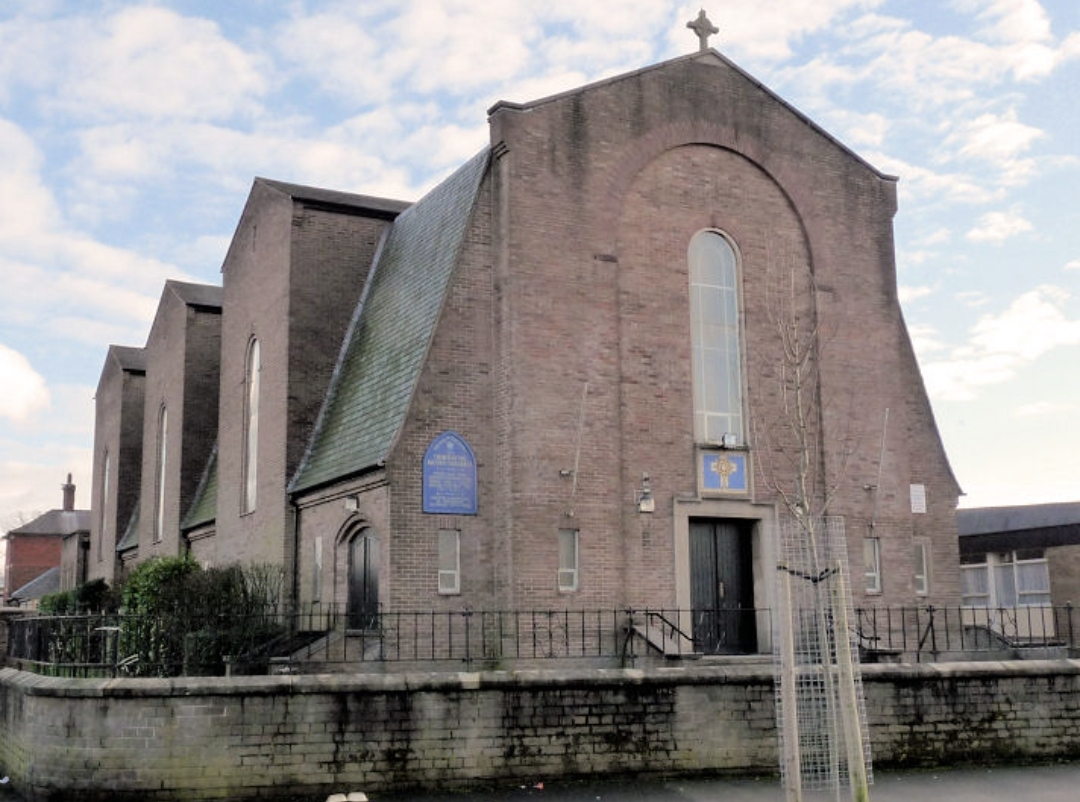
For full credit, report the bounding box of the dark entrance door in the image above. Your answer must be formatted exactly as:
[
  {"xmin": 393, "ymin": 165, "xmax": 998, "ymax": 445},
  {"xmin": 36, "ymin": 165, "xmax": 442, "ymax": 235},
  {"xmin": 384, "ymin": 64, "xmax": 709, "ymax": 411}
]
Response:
[
  {"xmin": 347, "ymin": 532, "xmax": 380, "ymax": 630},
  {"xmin": 689, "ymin": 519, "xmax": 756, "ymax": 654}
]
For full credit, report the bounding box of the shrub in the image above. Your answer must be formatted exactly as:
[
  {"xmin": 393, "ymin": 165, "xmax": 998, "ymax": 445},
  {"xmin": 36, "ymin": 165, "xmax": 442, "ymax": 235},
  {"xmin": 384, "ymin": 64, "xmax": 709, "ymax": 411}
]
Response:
[
  {"xmin": 38, "ymin": 590, "xmax": 75, "ymax": 615},
  {"xmin": 115, "ymin": 558, "xmax": 284, "ymax": 676}
]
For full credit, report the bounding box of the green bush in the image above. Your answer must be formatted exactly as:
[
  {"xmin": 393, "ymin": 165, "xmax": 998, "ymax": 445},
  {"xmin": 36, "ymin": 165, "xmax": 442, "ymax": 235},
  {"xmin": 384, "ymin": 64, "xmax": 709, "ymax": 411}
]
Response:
[
  {"xmin": 39, "ymin": 579, "xmax": 118, "ymax": 615},
  {"xmin": 75, "ymin": 578, "xmax": 118, "ymax": 613},
  {"xmin": 115, "ymin": 558, "xmax": 284, "ymax": 676},
  {"xmin": 39, "ymin": 590, "xmax": 75, "ymax": 615},
  {"xmin": 121, "ymin": 555, "xmax": 201, "ymax": 616}
]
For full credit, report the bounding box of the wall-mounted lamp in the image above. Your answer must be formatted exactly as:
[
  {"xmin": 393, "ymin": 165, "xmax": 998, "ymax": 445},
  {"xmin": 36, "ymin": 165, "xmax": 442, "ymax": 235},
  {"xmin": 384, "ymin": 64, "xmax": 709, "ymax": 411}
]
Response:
[
  {"xmin": 721, "ymin": 432, "xmax": 738, "ymax": 449},
  {"xmin": 635, "ymin": 473, "xmax": 655, "ymax": 513}
]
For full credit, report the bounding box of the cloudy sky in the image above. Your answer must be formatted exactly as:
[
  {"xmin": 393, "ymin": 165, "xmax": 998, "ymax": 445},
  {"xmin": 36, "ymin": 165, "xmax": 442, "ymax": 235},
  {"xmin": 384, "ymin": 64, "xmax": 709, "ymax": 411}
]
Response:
[{"xmin": 0, "ymin": 0, "xmax": 1078, "ymax": 538}]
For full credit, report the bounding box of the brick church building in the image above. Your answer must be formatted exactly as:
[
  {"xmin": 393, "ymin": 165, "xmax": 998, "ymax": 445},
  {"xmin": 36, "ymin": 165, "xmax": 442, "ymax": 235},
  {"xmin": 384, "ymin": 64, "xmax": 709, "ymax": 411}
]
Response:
[{"xmin": 81, "ymin": 41, "xmax": 961, "ymax": 656}]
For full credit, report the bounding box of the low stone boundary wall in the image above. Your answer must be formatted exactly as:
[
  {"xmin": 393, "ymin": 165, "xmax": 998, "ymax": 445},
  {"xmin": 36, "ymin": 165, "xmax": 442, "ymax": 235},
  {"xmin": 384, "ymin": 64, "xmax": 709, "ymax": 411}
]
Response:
[{"xmin": 1, "ymin": 660, "xmax": 1080, "ymax": 801}]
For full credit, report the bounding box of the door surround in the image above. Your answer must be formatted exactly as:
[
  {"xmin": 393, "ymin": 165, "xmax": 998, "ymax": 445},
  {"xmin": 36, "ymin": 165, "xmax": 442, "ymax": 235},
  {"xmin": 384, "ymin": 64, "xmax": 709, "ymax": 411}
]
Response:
[{"xmin": 673, "ymin": 495, "xmax": 776, "ymax": 654}]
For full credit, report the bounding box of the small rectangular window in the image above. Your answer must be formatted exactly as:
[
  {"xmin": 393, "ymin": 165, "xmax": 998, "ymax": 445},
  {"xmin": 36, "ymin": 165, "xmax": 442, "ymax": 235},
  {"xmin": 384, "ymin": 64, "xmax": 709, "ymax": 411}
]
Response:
[
  {"xmin": 558, "ymin": 529, "xmax": 579, "ymax": 592},
  {"xmin": 438, "ymin": 529, "xmax": 460, "ymax": 595},
  {"xmin": 864, "ymin": 537, "xmax": 881, "ymax": 594},
  {"xmin": 913, "ymin": 540, "xmax": 929, "ymax": 596}
]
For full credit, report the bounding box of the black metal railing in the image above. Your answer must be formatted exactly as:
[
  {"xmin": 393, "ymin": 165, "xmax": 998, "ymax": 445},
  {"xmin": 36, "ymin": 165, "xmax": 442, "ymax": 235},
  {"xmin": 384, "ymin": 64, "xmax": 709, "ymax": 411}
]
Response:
[
  {"xmin": 5, "ymin": 604, "xmax": 1077, "ymax": 677},
  {"xmin": 854, "ymin": 604, "xmax": 1076, "ymax": 662}
]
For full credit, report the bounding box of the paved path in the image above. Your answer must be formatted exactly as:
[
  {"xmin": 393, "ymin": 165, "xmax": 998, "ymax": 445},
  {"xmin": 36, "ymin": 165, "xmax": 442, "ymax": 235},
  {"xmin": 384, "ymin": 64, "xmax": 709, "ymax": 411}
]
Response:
[
  {"xmin": 376, "ymin": 763, "xmax": 1080, "ymax": 802},
  {"xmin": 2, "ymin": 763, "xmax": 1079, "ymax": 801}
]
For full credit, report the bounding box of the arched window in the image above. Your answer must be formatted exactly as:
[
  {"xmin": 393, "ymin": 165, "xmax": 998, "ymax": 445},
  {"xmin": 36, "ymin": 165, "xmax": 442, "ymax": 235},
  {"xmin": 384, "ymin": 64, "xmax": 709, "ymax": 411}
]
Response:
[
  {"xmin": 689, "ymin": 230, "xmax": 744, "ymax": 445},
  {"xmin": 98, "ymin": 451, "xmax": 110, "ymax": 562},
  {"xmin": 242, "ymin": 338, "xmax": 260, "ymax": 514},
  {"xmin": 154, "ymin": 405, "xmax": 168, "ymax": 542}
]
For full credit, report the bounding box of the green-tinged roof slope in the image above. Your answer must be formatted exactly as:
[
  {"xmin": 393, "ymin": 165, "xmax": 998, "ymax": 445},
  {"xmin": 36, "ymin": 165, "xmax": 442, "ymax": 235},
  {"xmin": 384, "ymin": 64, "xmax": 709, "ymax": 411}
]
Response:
[
  {"xmin": 116, "ymin": 505, "xmax": 139, "ymax": 553},
  {"xmin": 291, "ymin": 148, "xmax": 490, "ymax": 493},
  {"xmin": 182, "ymin": 445, "xmax": 217, "ymax": 531}
]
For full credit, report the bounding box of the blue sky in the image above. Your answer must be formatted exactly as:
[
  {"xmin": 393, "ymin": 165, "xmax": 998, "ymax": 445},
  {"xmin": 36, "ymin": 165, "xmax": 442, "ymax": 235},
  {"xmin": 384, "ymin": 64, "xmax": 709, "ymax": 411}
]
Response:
[{"xmin": 0, "ymin": 0, "xmax": 1077, "ymax": 538}]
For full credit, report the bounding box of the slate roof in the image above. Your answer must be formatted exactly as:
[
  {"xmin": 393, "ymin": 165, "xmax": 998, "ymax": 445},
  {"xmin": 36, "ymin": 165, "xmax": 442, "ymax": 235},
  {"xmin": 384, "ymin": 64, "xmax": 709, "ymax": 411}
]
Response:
[
  {"xmin": 958, "ymin": 501, "xmax": 1080, "ymax": 555},
  {"xmin": 958, "ymin": 502, "xmax": 1080, "ymax": 535},
  {"xmin": 8, "ymin": 509, "xmax": 90, "ymax": 537},
  {"xmin": 10, "ymin": 566, "xmax": 60, "ymax": 603},
  {"xmin": 291, "ymin": 148, "xmax": 490, "ymax": 493},
  {"xmin": 115, "ymin": 505, "xmax": 139, "ymax": 553},
  {"xmin": 107, "ymin": 344, "xmax": 147, "ymax": 374},
  {"xmin": 182, "ymin": 446, "xmax": 218, "ymax": 531}
]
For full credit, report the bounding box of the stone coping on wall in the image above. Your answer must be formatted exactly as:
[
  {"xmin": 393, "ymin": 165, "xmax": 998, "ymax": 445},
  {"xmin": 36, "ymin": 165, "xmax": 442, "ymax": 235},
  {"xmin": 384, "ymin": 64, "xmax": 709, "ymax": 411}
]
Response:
[
  {"xmin": 5, "ymin": 658, "xmax": 1080, "ymax": 699},
  {"xmin": 0, "ymin": 662, "xmax": 777, "ymax": 698}
]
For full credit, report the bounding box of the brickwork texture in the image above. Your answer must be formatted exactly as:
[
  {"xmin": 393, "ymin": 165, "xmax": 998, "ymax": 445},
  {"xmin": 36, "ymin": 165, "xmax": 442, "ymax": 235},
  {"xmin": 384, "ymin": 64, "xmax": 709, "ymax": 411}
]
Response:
[{"xmin": 3, "ymin": 661, "xmax": 1080, "ymax": 801}]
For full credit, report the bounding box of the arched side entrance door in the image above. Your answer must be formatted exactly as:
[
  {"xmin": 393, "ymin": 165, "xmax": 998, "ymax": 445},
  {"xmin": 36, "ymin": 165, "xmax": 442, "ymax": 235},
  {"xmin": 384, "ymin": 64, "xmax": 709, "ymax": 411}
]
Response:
[{"xmin": 347, "ymin": 530, "xmax": 380, "ymax": 630}]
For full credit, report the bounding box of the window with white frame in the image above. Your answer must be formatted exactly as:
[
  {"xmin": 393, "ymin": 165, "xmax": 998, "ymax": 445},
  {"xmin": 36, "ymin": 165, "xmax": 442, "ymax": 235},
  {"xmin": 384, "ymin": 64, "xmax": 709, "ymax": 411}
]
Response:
[
  {"xmin": 689, "ymin": 230, "xmax": 744, "ymax": 445},
  {"xmin": 438, "ymin": 529, "xmax": 460, "ymax": 594},
  {"xmin": 864, "ymin": 537, "xmax": 881, "ymax": 594},
  {"xmin": 913, "ymin": 539, "xmax": 930, "ymax": 596},
  {"xmin": 558, "ymin": 528, "xmax": 579, "ymax": 592},
  {"xmin": 963, "ymin": 550, "xmax": 1050, "ymax": 608}
]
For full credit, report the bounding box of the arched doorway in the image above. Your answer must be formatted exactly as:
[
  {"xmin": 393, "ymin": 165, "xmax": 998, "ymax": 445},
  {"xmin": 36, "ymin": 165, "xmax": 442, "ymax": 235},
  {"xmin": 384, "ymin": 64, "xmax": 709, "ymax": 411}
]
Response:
[{"xmin": 346, "ymin": 530, "xmax": 380, "ymax": 630}]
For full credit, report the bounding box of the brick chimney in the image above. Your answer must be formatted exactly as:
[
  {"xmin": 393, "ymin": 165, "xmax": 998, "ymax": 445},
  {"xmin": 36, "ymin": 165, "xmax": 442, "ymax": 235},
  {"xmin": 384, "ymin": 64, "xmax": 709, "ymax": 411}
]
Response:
[{"xmin": 62, "ymin": 473, "xmax": 75, "ymax": 512}]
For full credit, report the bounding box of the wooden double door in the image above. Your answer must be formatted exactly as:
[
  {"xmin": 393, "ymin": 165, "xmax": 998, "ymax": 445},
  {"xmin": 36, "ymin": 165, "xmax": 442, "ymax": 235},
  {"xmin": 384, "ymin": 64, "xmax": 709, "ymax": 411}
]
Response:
[{"xmin": 689, "ymin": 519, "xmax": 757, "ymax": 654}]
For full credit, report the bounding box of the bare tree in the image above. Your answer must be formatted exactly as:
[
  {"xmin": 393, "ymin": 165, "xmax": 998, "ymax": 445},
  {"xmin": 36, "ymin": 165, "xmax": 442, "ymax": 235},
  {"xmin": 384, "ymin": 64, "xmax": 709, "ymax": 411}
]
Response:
[{"xmin": 751, "ymin": 241, "xmax": 870, "ymax": 802}]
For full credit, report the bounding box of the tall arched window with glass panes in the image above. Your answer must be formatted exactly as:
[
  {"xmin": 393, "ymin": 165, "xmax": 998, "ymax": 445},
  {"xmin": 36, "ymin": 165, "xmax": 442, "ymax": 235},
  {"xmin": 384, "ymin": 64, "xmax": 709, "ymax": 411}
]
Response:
[
  {"xmin": 689, "ymin": 230, "xmax": 744, "ymax": 445},
  {"xmin": 242, "ymin": 338, "xmax": 260, "ymax": 514},
  {"xmin": 154, "ymin": 405, "xmax": 168, "ymax": 542}
]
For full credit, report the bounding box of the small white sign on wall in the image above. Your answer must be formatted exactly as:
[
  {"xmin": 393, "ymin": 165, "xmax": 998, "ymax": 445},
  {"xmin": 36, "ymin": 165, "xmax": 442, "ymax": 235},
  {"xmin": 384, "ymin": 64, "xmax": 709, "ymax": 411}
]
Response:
[{"xmin": 910, "ymin": 483, "xmax": 927, "ymax": 514}]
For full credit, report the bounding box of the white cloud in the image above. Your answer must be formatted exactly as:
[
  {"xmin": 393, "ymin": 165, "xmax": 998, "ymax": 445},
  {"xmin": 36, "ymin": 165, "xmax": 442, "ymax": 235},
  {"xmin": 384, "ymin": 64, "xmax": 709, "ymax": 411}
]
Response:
[
  {"xmin": 922, "ymin": 285, "xmax": 1080, "ymax": 400},
  {"xmin": 59, "ymin": 7, "xmax": 268, "ymax": 122},
  {"xmin": 716, "ymin": 0, "xmax": 888, "ymax": 63},
  {"xmin": 919, "ymin": 228, "xmax": 952, "ymax": 246},
  {"xmin": 1014, "ymin": 400, "xmax": 1075, "ymax": 418},
  {"xmin": 946, "ymin": 108, "xmax": 1043, "ymax": 182},
  {"xmin": 878, "ymin": 156, "xmax": 1000, "ymax": 206},
  {"xmin": 956, "ymin": 290, "xmax": 991, "ymax": 307},
  {"xmin": 965, "ymin": 208, "xmax": 1033, "ymax": 242},
  {"xmin": 0, "ymin": 345, "xmax": 50, "ymax": 424},
  {"xmin": 0, "ymin": 119, "xmax": 62, "ymax": 246},
  {"xmin": 898, "ymin": 285, "xmax": 934, "ymax": 304},
  {"xmin": 906, "ymin": 324, "xmax": 948, "ymax": 359},
  {"xmin": 1065, "ymin": 259, "xmax": 1080, "ymax": 272}
]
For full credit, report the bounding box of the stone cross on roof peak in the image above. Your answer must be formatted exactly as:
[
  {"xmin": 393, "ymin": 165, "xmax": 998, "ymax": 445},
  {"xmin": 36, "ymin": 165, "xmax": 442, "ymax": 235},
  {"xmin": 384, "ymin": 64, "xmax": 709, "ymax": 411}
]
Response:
[{"xmin": 687, "ymin": 9, "xmax": 719, "ymax": 52}]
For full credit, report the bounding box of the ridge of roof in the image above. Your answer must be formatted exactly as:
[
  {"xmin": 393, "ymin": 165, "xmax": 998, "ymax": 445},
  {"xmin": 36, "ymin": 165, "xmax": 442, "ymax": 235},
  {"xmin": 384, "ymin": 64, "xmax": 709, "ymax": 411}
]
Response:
[
  {"xmin": 488, "ymin": 49, "xmax": 896, "ymax": 183},
  {"xmin": 107, "ymin": 344, "xmax": 147, "ymax": 373},
  {"xmin": 165, "ymin": 279, "xmax": 223, "ymax": 309},
  {"xmin": 8, "ymin": 508, "xmax": 91, "ymax": 536},
  {"xmin": 255, "ymin": 177, "xmax": 412, "ymax": 218},
  {"xmin": 290, "ymin": 148, "xmax": 490, "ymax": 494}
]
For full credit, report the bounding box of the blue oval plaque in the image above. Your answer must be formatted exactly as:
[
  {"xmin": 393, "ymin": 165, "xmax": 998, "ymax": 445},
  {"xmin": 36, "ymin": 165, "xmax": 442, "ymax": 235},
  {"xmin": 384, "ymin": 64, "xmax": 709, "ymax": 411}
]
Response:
[{"xmin": 422, "ymin": 431, "xmax": 478, "ymax": 514}]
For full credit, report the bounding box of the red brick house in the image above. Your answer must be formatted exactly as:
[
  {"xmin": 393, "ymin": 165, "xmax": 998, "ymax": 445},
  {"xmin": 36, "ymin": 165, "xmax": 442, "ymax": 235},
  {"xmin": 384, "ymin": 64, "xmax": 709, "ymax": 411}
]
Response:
[
  {"xmin": 4, "ymin": 475, "xmax": 89, "ymax": 605},
  {"xmin": 81, "ymin": 47, "xmax": 962, "ymax": 656}
]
